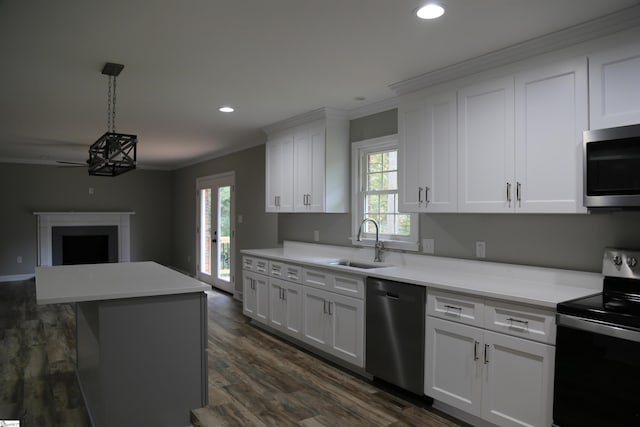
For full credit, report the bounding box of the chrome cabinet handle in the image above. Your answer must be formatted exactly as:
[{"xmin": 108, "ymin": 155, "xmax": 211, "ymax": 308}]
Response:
[
  {"xmin": 418, "ymin": 187, "xmax": 423, "ymax": 204},
  {"xmin": 328, "ymin": 301, "xmax": 332, "ymax": 315},
  {"xmin": 282, "ymin": 290, "xmax": 286, "ymax": 301},
  {"xmin": 507, "ymin": 317, "xmax": 529, "ymax": 329},
  {"xmin": 425, "ymin": 186, "xmax": 430, "ymax": 204},
  {"xmin": 307, "ymin": 194, "xmax": 311, "ymax": 206},
  {"xmin": 516, "ymin": 181, "xmax": 521, "ymax": 203},
  {"xmin": 506, "ymin": 182, "xmax": 512, "ymax": 205},
  {"xmin": 444, "ymin": 304, "xmax": 462, "ymax": 315},
  {"xmin": 473, "ymin": 340, "xmax": 479, "ymax": 361},
  {"xmin": 323, "ymin": 300, "xmax": 327, "ymax": 313},
  {"xmin": 484, "ymin": 344, "xmax": 490, "ymax": 364}
]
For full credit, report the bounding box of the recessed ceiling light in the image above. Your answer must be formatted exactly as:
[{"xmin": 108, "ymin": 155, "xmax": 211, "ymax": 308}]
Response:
[
  {"xmin": 219, "ymin": 106, "xmax": 235, "ymax": 113},
  {"xmin": 416, "ymin": 3, "xmax": 445, "ymax": 20}
]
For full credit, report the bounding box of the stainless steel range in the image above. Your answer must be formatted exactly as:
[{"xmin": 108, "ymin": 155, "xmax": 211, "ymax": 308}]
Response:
[{"xmin": 553, "ymin": 248, "xmax": 640, "ymax": 427}]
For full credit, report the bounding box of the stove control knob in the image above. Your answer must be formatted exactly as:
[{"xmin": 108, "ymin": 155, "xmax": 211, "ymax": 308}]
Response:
[
  {"xmin": 612, "ymin": 255, "xmax": 623, "ymax": 266},
  {"xmin": 627, "ymin": 256, "xmax": 638, "ymax": 268}
]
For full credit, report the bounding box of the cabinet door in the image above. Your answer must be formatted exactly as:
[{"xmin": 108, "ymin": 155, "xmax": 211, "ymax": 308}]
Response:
[
  {"xmin": 268, "ymin": 279, "xmax": 285, "ymax": 332},
  {"xmin": 327, "ymin": 293, "xmax": 364, "ymax": 367},
  {"xmin": 589, "ymin": 43, "xmax": 640, "ymax": 129},
  {"xmin": 293, "ymin": 125, "xmax": 326, "ymax": 212},
  {"xmin": 283, "ymin": 282, "xmax": 303, "ymax": 338},
  {"xmin": 425, "ymin": 317, "xmax": 483, "ymax": 416},
  {"xmin": 458, "ymin": 76, "xmax": 515, "ymax": 213},
  {"xmin": 515, "ymin": 58, "xmax": 588, "ymax": 213},
  {"xmin": 482, "ymin": 331, "xmax": 555, "ymax": 427},
  {"xmin": 398, "ymin": 94, "xmax": 425, "ymax": 212},
  {"xmin": 307, "ymin": 125, "xmax": 326, "ymax": 212},
  {"xmin": 254, "ymin": 273, "xmax": 270, "ymax": 324},
  {"xmin": 423, "ymin": 91, "xmax": 458, "ymax": 212},
  {"xmin": 242, "ymin": 273, "xmax": 258, "ymax": 319},
  {"xmin": 301, "ymin": 287, "xmax": 331, "ymax": 349},
  {"xmin": 265, "ymin": 136, "xmax": 294, "ymax": 212}
]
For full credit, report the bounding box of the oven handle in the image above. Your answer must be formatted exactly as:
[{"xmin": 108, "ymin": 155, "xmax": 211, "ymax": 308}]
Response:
[{"xmin": 557, "ymin": 314, "xmax": 640, "ymax": 343}]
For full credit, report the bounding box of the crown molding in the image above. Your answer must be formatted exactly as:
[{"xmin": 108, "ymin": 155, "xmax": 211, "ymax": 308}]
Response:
[
  {"xmin": 349, "ymin": 96, "xmax": 399, "ymax": 120},
  {"xmin": 389, "ymin": 4, "xmax": 640, "ymax": 95},
  {"xmin": 262, "ymin": 107, "xmax": 349, "ymax": 137}
]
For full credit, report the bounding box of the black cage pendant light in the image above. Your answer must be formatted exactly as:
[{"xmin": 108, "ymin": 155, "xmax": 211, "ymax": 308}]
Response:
[{"xmin": 88, "ymin": 62, "xmax": 137, "ymax": 176}]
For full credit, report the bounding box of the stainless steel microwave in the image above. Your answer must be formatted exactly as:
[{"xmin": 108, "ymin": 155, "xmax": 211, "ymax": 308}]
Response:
[{"xmin": 583, "ymin": 124, "xmax": 640, "ymax": 208}]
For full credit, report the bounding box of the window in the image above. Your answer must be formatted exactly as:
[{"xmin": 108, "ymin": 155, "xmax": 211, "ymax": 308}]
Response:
[{"xmin": 352, "ymin": 135, "xmax": 418, "ymax": 251}]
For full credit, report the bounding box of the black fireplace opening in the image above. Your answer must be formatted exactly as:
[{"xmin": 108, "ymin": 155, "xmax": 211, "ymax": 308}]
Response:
[{"xmin": 52, "ymin": 226, "xmax": 118, "ymax": 265}]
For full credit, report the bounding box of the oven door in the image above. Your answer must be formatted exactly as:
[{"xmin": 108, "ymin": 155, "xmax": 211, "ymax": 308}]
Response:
[{"xmin": 553, "ymin": 314, "xmax": 640, "ymax": 427}]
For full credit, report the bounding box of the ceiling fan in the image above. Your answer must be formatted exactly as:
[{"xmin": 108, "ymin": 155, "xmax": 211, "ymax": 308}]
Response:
[{"xmin": 56, "ymin": 62, "xmax": 138, "ymax": 176}]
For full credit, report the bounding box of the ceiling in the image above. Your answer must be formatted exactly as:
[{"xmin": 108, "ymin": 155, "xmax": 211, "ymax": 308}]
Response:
[{"xmin": 1, "ymin": 0, "xmax": 639, "ymax": 170}]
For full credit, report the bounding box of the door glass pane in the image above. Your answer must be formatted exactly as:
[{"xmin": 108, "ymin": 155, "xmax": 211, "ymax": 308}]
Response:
[
  {"xmin": 217, "ymin": 186, "xmax": 231, "ymax": 282},
  {"xmin": 199, "ymin": 188, "xmax": 211, "ymax": 275}
]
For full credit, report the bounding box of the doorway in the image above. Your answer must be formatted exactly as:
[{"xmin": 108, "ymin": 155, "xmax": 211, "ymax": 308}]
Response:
[{"xmin": 196, "ymin": 172, "xmax": 235, "ymax": 294}]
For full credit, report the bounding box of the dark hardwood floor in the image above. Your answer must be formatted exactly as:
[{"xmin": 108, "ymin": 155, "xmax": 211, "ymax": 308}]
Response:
[{"xmin": 0, "ymin": 279, "xmax": 466, "ymax": 427}]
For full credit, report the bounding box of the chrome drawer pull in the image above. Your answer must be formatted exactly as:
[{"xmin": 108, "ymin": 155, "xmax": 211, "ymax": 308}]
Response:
[
  {"xmin": 473, "ymin": 340, "xmax": 479, "ymax": 361},
  {"xmin": 484, "ymin": 344, "xmax": 490, "ymax": 364},
  {"xmin": 444, "ymin": 304, "xmax": 462, "ymax": 315},
  {"xmin": 507, "ymin": 317, "xmax": 529, "ymax": 329}
]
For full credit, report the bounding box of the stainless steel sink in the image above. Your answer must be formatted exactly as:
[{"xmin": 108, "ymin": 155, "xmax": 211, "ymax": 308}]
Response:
[{"xmin": 328, "ymin": 260, "xmax": 389, "ymax": 269}]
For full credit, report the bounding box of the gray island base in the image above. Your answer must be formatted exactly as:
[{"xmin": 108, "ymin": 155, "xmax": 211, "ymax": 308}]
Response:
[{"xmin": 35, "ymin": 262, "xmax": 209, "ymax": 427}]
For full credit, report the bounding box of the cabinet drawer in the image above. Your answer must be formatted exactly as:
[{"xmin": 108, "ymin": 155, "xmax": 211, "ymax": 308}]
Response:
[
  {"xmin": 333, "ymin": 274, "xmax": 364, "ymax": 299},
  {"xmin": 243, "ymin": 256, "xmax": 269, "ymax": 273},
  {"xmin": 427, "ymin": 290, "xmax": 484, "ymax": 327},
  {"xmin": 484, "ymin": 300, "xmax": 556, "ymax": 344},
  {"xmin": 269, "ymin": 261, "xmax": 302, "ymax": 283},
  {"xmin": 303, "ymin": 268, "xmax": 333, "ymax": 291}
]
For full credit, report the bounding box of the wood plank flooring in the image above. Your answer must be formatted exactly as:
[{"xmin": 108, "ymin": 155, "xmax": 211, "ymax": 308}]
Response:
[
  {"xmin": 192, "ymin": 289, "xmax": 468, "ymax": 427},
  {"xmin": 1, "ymin": 279, "xmax": 467, "ymax": 427}
]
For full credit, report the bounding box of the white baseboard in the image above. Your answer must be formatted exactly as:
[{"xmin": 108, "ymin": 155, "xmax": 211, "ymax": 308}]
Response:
[{"xmin": 0, "ymin": 273, "xmax": 35, "ymax": 283}]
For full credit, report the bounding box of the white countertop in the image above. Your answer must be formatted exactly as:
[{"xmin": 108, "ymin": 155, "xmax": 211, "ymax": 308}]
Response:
[
  {"xmin": 242, "ymin": 242, "xmax": 603, "ymax": 308},
  {"xmin": 35, "ymin": 261, "xmax": 210, "ymax": 304}
]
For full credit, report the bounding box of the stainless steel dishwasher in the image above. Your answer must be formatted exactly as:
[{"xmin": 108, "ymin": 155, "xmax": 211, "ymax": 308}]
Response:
[{"xmin": 365, "ymin": 277, "xmax": 425, "ymax": 395}]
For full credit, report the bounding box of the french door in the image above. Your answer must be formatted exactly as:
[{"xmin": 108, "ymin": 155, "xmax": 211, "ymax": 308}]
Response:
[{"xmin": 196, "ymin": 172, "xmax": 235, "ymax": 294}]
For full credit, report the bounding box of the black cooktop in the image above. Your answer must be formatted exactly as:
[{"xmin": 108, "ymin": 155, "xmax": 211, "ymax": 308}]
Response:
[{"xmin": 558, "ymin": 292, "xmax": 640, "ymax": 330}]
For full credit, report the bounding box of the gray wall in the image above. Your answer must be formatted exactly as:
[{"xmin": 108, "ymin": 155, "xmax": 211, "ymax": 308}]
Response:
[
  {"xmin": 170, "ymin": 144, "xmax": 278, "ymax": 295},
  {"xmin": 0, "ymin": 163, "xmax": 173, "ymax": 276},
  {"xmin": 278, "ymin": 108, "xmax": 640, "ymax": 273}
]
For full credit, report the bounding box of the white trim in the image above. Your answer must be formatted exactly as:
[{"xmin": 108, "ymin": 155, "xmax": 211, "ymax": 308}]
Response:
[
  {"xmin": 0, "ymin": 273, "xmax": 35, "ymax": 283},
  {"xmin": 262, "ymin": 107, "xmax": 349, "ymax": 137},
  {"xmin": 34, "ymin": 212, "xmax": 134, "ymax": 266},
  {"xmin": 351, "ymin": 135, "xmax": 419, "ymax": 251}
]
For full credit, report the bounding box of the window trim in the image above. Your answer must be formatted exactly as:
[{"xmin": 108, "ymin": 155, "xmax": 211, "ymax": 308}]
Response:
[{"xmin": 351, "ymin": 134, "xmax": 419, "ymax": 252}]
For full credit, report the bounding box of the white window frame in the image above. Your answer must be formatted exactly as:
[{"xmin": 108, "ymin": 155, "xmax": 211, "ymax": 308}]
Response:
[{"xmin": 351, "ymin": 134, "xmax": 419, "ymax": 251}]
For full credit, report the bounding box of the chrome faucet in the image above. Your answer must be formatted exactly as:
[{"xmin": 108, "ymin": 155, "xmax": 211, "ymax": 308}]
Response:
[{"xmin": 357, "ymin": 218, "xmax": 384, "ymax": 262}]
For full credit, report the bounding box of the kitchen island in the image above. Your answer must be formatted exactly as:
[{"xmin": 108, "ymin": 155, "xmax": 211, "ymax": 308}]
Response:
[{"xmin": 35, "ymin": 261, "xmax": 209, "ymax": 427}]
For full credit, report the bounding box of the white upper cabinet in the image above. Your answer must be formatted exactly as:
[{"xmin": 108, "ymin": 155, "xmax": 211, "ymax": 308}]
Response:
[
  {"xmin": 264, "ymin": 108, "xmax": 349, "ymax": 213},
  {"xmin": 514, "ymin": 58, "xmax": 588, "ymax": 213},
  {"xmin": 399, "ymin": 90, "xmax": 457, "ymax": 213},
  {"xmin": 589, "ymin": 42, "xmax": 640, "ymax": 129},
  {"xmin": 265, "ymin": 135, "xmax": 294, "ymax": 212},
  {"xmin": 458, "ymin": 76, "xmax": 515, "ymax": 213}
]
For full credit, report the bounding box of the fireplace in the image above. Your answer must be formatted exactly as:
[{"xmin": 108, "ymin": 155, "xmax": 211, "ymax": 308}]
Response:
[
  {"xmin": 51, "ymin": 226, "xmax": 118, "ymax": 265},
  {"xmin": 35, "ymin": 212, "xmax": 134, "ymax": 266}
]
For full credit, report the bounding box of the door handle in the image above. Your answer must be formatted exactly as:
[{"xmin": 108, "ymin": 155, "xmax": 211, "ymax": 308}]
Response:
[
  {"xmin": 506, "ymin": 182, "xmax": 512, "ymax": 205},
  {"xmin": 484, "ymin": 344, "xmax": 490, "ymax": 364},
  {"xmin": 516, "ymin": 181, "xmax": 521, "ymax": 204},
  {"xmin": 418, "ymin": 187, "xmax": 423, "ymax": 204},
  {"xmin": 327, "ymin": 301, "xmax": 332, "ymax": 315},
  {"xmin": 425, "ymin": 186, "xmax": 430, "ymax": 204},
  {"xmin": 473, "ymin": 340, "xmax": 479, "ymax": 361}
]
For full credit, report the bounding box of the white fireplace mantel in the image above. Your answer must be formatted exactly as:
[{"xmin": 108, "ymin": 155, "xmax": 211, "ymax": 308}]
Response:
[{"xmin": 34, "ymin": 212, "xmax": 135, "ymax": 266}]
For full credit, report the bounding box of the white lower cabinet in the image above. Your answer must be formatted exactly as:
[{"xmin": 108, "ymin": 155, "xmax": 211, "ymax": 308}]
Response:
[
  {"xmin": 268, "ymin": 278, "xmax": 303, "ymax": 339},
  {"xmin": 302, "ymin": 286, "xmax": 364, "ymax": 367},
  {"xmin": 426, "ymin": 291, "xmax": 555, "ymax": 427},
  {"xmin": 242, "ymin": 270, "xmax": 269, "ymax": 324}
]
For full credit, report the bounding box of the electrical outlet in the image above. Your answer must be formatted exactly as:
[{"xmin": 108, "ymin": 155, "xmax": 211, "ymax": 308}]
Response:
[
  {"xmin": 476, "ymin": 241, "xmax": 486, "ymax": 258},
  {"xmin": 17, "ymin": 256, "xmax": 22, "ymax": 264},
  {"xmin": 422, "ymin": 239, "xmax": 435, "ymax": 254},
  {"xmin": 313, "ymin": 230, "xmax": 320, "ymax": 242}
]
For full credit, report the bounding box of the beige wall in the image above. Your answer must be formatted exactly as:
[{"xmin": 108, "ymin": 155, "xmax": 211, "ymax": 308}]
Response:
[
  {"xmin": 170, "ymin": 144, "xmax": 278, "ymax": 295},
  {"xmin": 0, "ymin": 163, "xmax": 173, "ymax": 276}
]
